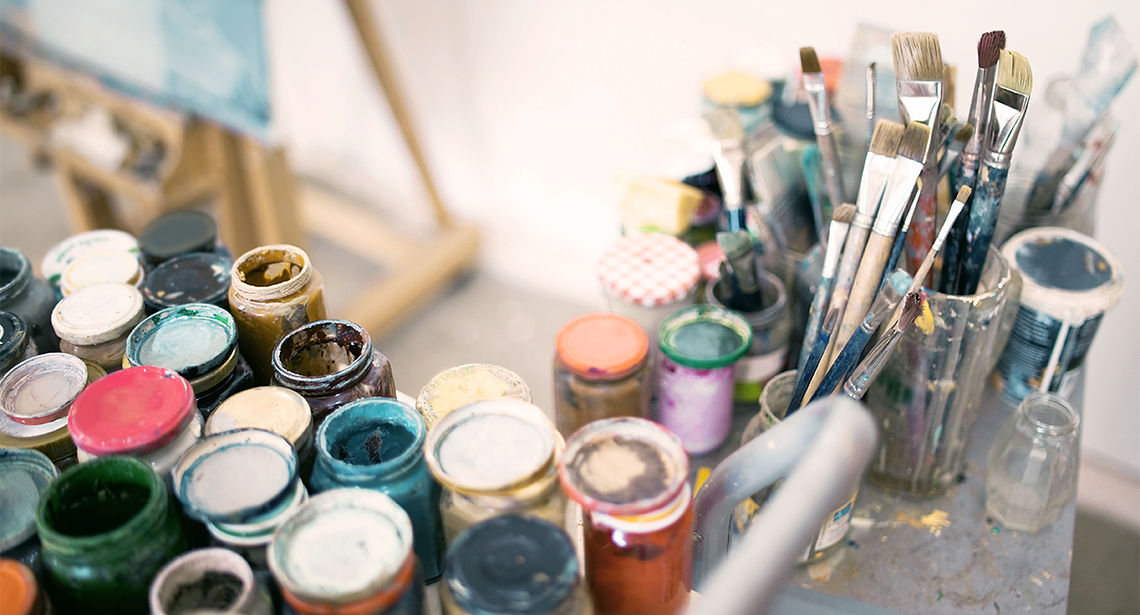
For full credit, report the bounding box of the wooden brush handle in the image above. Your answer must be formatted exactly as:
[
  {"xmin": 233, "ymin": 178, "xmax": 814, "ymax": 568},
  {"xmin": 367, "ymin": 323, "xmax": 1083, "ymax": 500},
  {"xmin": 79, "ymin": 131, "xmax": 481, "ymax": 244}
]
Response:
[
  {"xmin": 905, "ymin": 166, "xmax": 938, "ymax": 280},
  {"xmin": 835, "ymin": 232, "xmax": 896, "ymax": 352},
  {"xmin": 828, "ymin": 225, "xmax": 870, "ymax": 316},
  {"xmin": 817, "ymin": 132, "xmax": 847, "ymax": 212}
]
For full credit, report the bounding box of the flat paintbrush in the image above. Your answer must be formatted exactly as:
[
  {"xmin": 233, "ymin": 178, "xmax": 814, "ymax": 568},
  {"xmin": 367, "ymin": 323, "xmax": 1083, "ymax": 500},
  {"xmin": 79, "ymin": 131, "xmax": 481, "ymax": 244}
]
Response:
[
  {"xmin": 889, "ymin": 186, "xmax": 970, "ymax": 310},
  {"xmin": 801, "ymin": 47, "xmax": 846, "ymax": 213},
  {"xmin": 882, "ymin": 184, "xmax": 920, "ymax": 292},
  {"xmin": 958, "ymin": 50, "xmax": 1033, "ymax": 295},
  {"xmin": 937, "ymin": 123, "xmax": 974, "ymax": 179},
  {"xmin": 797, "ymin": 203, "xmax": 856, "ymax": 374},
  {"xmin": 1052, "ymin": 118, "xmax": 1117, "ymax": 212},
  {"xmin": 705, "ymin": 107, "xmax": 748, "ymax": 231},
  {"xmin": 866, "ymin": 62, "xmax": 877, "ymax": 154},
  {"xmin": 843, "ymin": 290, "xmax": 925, "ymax": 401},
  {"xmin": 788, "ymin": 306, "xmax": 840, "ymax": 413}
]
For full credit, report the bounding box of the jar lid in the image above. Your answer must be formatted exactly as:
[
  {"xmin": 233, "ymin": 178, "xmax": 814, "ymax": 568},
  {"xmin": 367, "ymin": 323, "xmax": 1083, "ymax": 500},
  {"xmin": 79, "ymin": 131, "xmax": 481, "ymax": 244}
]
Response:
[
  {"xmin": 0, "ymin": 448, "xmax": 59, "ymax": 551},
  {"xmin": 658, "ymin": 304, "xmax": 752, "ymax": 369},
  {"xmin": 267, "ymin": 489, "xmax": 413, "ymax": 605},
  {"xmin": 559, "ymin": 417, "xmax": 689, "ymax": 515},
  {"xmin": 424, "ymin": 399, "xmax": 557, "ymax": 495},
  {"xmin": 60, "ymin": 249, "xmax": 142, "ymax": 296},
  {"xmin": 51, "ymin": 282, "xmax": 145, "ymax": 345},
  {"xmin": 1002, "ymin": 227, "xmax": 1125, "ymax": 323},
  {"xmin": 141, "ymin": 252, "xmax": 233, "ymax": 311},
  {"xmin": 696, "ymin": 240, "xmax": 724, "ymax": 281},
  {"xmin": 125, "ymin": 303, "xmax": 237, "ymax": 378},
  {"xmin": 172, "ymin": 428, "xmax": 299, "ymax": 523},
  {"xmin": 0, "ymin": 353, "xmax": 89, "ymax": 425},
  {"xmin": 208, "ymin": 479, "xmax": 308, "ymax": 546},
  {"xmin": 416, "ymin": 363, "xmax": 531, "ymax": 428},
  {"xmin": 598, "ymin": 233, "xmax": 700, "ymax": 307},
  {"xmin": 0, "ymin": 559, "xmax": 39, "ymax": 615},
  {"xmin": 68, "ymin": 365, "xmax": 196, "ymax": 456},
  {"xmin": 0, "ymin": 311, "xmax": 30, "ymax": 372},
  {"xmin": 138, "ymin": 210, "xmax": 218, "ymax": 263},
  {"xmin": 41, "ymin": 229, "xmax": 138, "ymax": 285},
  {"xmin": 207, "ymin": 386, "xmax": 312, "ymax": 445},
  {"xmin": 702, "ymin": 71, "xmax": 773, "ymax": 107},
  {"xmin": 555, "ymin": 314, "xmax": 649, "ymax": 380},
  {"xmin": 446, "ymin": 515, "xmax": 579, "ymax": 614}
]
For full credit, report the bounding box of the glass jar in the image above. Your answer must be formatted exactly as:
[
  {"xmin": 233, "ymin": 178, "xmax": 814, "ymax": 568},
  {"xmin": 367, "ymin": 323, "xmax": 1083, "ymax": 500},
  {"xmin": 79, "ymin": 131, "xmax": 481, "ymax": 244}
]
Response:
[
  {"xmin": 140, "ymin": 252, "xmax": 233, "ymax": 314},
  {"xmin": 0, "ymin": 311, "xmax": 38, "ymax": 379},
  {"xmin": 558, "ymin": 417, "xmax": 692, "ymax": 615},
  {"xmin": 442, "ymin": 514, "xmax": 590, "ymax": 615},
  {"xmin": 51, "ymin": 282, "xmax": 145, "ymax": 372},
  {"xmin": 0, "ymin": 353, "xmax": 90, "ymax": 467},
  {"xmin": 0, "ymin": 558, "xmax": 50, "ymax": 615},
  {"xmin": 59, "ymin": 250, "xmax": 143, "ymax": 296},
  {"xmin": 206, "ymin": 386, "xmax": 314, "ymax": 482},
  {"xmin": 35, "ymin": 456, "xmax": 188, "ymax": 614},
  {"xmin": 416, "ymin": 363, "xmax": 531, "ymax": 430},
  {"xmin": 424, "ymin": 399, "xmax": 566, "ymax": 543},
  {"xmin": 705, "ymin": 268, "xmax": 792, "ymax": 403},
  {"xmin": 271, "ymin": 319, "xmax": 395, "ymax": 426},
  {"xmin": 0, "ymin": 449, "xmax": 59, "ymax": 574},
  {"xmin": 138, "ymin": 210, "xmax": 228, "ymax": 266},
  {"xmin": 311, "ymin": 397, "xmax": 444, "ymax": 582},
  {"xmin": 0, "ymin": 247, "xmax": 59, "ymax": 353},
  {"xmin": 68, "ymin": 366, "xmax": 202, "ymax": 478},
  {"xmin": 553, "ymin": 313, "xmax": 651, "ymax": 438},
  {"xmin": 149, "ymin": 548, "xmax": 273, "ymax": 615},
  {"xmin": 986, "ymin": 392, "xmax": 1080, "ymax": 533},
  {"xmin": 229, "ymin": 244, "xmax": 327, "ymax": 384},
  {"xmin": 655, "ymin": 305, "xmax": 752, "ymax": 455},
  {"xmin": 40, "ymin": 229, "xmax": 139, "ymax": 298},
  {"xmin": 267, "ymin": 489, "xmax": 424, "ymax": 615},
  {"xmin": 597, "ymin": 233, "xmax": 700, "ymax": 342},
  {"xmin": 124, "ymin": 303, "xmax": 252, "ymax": 416},
  {"xmin": 206, "ymin": 479, "xmax": 309, "ymax": 570}
]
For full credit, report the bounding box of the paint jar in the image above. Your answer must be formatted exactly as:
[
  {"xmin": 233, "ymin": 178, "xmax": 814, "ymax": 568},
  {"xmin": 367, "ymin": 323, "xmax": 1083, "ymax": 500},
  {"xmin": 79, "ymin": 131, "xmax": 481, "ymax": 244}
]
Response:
[
  {"xmin": 51, "ymin": 282, "xmax": 145, "ymax": 372},
  {"xmin": 59, "ymin": 249, "xmax": 143, "ymax": 296},
  {"xmin": 271, "ymin": 319, "xmax": 396, "ymax": 426},
  {"xmin": 442, "ymin": 514, "xmax": 589, "ymax": 615},
  {"xmin": 206, "ymin": 386, "xmax": 314, "ymax": 482},
  {"xmin": 0, "ymin": 353, "xmax": 89, "ymax": 467},
  {"xmin": 41, "ymin": 229, "xmax": 139, "ymax": 298},
  {"xmin": 598, "ymin": 233, "xmax": 700, "ymax": 342},
  {"xmin": 0, "ymin": 449, "xmax": 59, "ymax": 574},
  {"xmin": 731, "ymin": 370, "xmax": 856, "ymax": 562},
  {"xmin": 1, "ymin": 311, "xmax": 38, "ymax": 379},
  {"xmin": 424, "ymin": 399, "xmax": 566, "ymax": 543},
  {"xmin": 267, "ymin": 489, "xmax": 424, "ymax": 614},
  {"xmin": 69, "ymin": 365, "xmax": 202, "ymax": 478},
  {"xmin": 993, "ymin": 227, "xmax": 1124, "ymax": 406},
  {"xmin": 553, "ymin": 313, "xmax": 651, "ymax": 437},
  {"xmin": 124, "ymin": 303, "xmax": 253, "ymax": 416},
  {"xmin": 0, "ymin": 558, "xmax": 50, "ymax": 615},
  {"xmin": 35, "ymin": 456, "xmax": 188, "ymax": 614},
  {"xmin": 141, "ymin": 252, "xmax": 233, "ymax": 313},
  {"xmin": 0, "ymin": 247, "xmax": 59, "ymax": 353},
  {"xmin": 654, "ymin": 305, "xmax": 752, "ymax": 455},
  {"xmin": 416, "ymin": 363, "xmax": 531, "ymax": 430},
  {"xmin": 705, "ymin": 269, "xmax": 791, "ymax": 403},
  {"xmin": 559, "ymin": 417, "xmax": 692, "ymax": 615},
  {"xmin": 229, "ymin": 244, "xmax": 327, "ymax": 384},
  {"xmin": 311, "ymin": 397, "xmax": 444, "ymax": 583},
  {"xmin": 702, "ymin": 71, "xmax": 773, "ymax": 135},
  {"xmin": 149, "ymin": 548, "xmax": 272, "ymax": 615},
  {"xmin": 206, "ymin": 479, "xmax": 309, "ymax": 570},
  {"xmin": 172, "ymin": 428, "xmax": 299, "ymax": 522},
  {"xmin": 138, "ymin": 210, "xmax": 229, "ymax": 266},
  {"xmin": 865, "ymin": 247, "xmax": 1015, "ymax": 496},
  {"xmin": 986, "ymin": 392, "xmax": 1080, "ymax": 533}
]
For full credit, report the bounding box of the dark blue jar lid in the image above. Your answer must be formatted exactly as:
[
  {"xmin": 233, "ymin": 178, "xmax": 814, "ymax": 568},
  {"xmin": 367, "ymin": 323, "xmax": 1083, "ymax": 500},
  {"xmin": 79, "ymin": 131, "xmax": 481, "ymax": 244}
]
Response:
[
  {"xmin": 0, "ymin": 311, "xmax": 29, "ymax": 372},
  {"xmin": 445, "ymin": 514, "xmax": 579, "ymax": 614},
  {"xmin": 138, "ymin": 211, "xmax": 218, "ymax": 264},
  {"xmin": 141, "ymin": 252, "xmax": 233, "ymax": 312}
]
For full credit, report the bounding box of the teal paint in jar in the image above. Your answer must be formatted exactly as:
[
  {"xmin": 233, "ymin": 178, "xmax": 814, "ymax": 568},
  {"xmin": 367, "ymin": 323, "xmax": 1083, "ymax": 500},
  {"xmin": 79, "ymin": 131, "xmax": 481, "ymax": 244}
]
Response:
[
  {"xmin": 35, "ymin": 456, "xmax": 188, "ymax": 614},
  {"xmin": 311, "ymin": 397, "xmax": 443, "ymax": 583}
]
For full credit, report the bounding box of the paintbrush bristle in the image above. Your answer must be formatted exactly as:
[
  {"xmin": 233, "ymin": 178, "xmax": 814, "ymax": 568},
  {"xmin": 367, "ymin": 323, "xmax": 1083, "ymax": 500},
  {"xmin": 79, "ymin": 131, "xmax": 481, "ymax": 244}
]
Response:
[
  {"xmin": 897, "ymin": 122, "xmax": 932, "ymax": 163},
  {"xmin": 997, "ymin": 50, "xmax": 1033, "ymax": 95},
  {"xmin": 832, "ymin": 202, "xmax": 857, "ymax": 224},
  {"xmin": 978, "ymin": 31, "xmax": 1006, "ymax": 69},
  {"xmin": 954, "ymin": 123, "xmax": 974, "ymax": 143},
  {"xmin": 943, "ymin": 63, "xmax": 956, "ymax": 110},
  {"xmin": 955, "ymin": 185, "xmax": 973, "ymax": 203},
  {"xmin": 939, "ymin": 103, "xmax": 955, "ymax": 128},
  {"xmin": 891, "ymin": 32, "xmax": 943, "ymax": 81},
  {"xmin": 800, "ymin": 47, "xmax": 822, "ymax": 74},
  {"xmin": 899, "ymin": 291, "xmax": 923, "ymax": 330},
  {"xmin": 869, "ymin": 120, "xmax": 905, "ymax": 156}
]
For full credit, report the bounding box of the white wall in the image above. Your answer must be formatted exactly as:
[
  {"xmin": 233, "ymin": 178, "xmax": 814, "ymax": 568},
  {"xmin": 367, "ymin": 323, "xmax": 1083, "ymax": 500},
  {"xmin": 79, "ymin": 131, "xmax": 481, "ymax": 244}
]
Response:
[{"xmin": 266, "ymin": 0, "xmax": 1140, "ymax": 475}]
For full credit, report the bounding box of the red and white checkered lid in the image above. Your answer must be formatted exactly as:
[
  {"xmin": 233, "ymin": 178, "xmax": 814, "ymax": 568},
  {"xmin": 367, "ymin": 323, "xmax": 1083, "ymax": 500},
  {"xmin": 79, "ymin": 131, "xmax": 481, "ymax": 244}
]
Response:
[{"xmin": 598, "ymin": 233, "xmax": 700, "ymax": 307}]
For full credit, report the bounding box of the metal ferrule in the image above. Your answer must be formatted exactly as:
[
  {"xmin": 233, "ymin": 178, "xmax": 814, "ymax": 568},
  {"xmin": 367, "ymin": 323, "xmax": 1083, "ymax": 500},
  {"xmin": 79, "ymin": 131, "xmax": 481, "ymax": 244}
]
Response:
[
  {"xmin": 803, "ymin": 74, "xmax": 833, "ymax": 134},
  {"xmin": 982, "ymin": 86, "xmax": 1030, "ymax": 168},
  {"xmin": 872, "ymin": 157, "xmax": 923, "ymax": 236},
  {"xmin": 960, "ymin": 65, "xmax": 997, "ymax": 167},
  {"xmin": 897, "ymin": 80, "xmax": 943, "ymax": 153},
  {"xmin": 852, "ymin": 154, "xmax": 892, "ymax": 229},
  {"xmin": 865, "ymin": 66, "xmax": 876, "ymax": 122},
  {"xmin": 712, "ymin": 141, "xmax": 746, "ymax": 210}
]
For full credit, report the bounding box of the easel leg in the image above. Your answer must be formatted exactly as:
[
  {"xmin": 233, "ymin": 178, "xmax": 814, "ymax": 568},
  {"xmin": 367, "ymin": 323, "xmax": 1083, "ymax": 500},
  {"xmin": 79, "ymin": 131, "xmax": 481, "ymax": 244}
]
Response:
[
  {"xmin": 239, "ymin": 138, "xmax": 304, "ymax": 249},
  {"xmin": 55, "ymin": 167, "xmax": 116, "ymax": 232},
  {"xmin": 206, "ymin": 125, "xmax": 259, "ymax": 255}
]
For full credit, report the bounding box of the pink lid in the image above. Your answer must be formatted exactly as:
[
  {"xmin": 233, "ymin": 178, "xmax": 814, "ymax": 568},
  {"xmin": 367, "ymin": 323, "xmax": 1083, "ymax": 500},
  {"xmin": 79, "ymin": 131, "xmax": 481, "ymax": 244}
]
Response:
[
  {"xmin": 68, "ymin": 365, "xmax": 195, "ymax": 456},
  {"xmin": 695, "ymin": 240, "xmax": 724, "ymax": 282},
  {"xmin": 598, "ymin": 234, "xmax": 700, "ymax": 307}
]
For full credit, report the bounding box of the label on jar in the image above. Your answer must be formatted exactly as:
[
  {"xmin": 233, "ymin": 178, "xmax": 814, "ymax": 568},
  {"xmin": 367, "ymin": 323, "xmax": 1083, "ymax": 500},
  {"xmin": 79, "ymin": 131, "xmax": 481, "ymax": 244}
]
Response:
[
  {"xmin": 803, "ymin": 490, "xmax": 857, "ymax": 559},
  {"xmin": 733, "ymin": 349, "xmax": 787, "ymax": 402}
]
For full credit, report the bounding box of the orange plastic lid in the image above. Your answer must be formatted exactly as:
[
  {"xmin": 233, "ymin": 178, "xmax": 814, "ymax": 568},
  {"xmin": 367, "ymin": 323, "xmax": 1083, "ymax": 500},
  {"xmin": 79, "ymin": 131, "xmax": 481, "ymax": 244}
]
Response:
[
  {"xmin": 0, "ymin": 559, "xmax": 38, "ymax": 615},
  {"xmin": 555, "ymin": 314, "xmax": 648, "ymax": 380}
]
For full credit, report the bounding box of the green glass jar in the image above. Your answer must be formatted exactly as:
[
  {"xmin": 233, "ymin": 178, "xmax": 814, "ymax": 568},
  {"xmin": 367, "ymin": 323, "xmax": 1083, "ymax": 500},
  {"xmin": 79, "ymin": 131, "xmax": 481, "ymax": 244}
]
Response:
[{"xmin": 35, "ymin": 456, "xmax": 188, "ymax": 614}]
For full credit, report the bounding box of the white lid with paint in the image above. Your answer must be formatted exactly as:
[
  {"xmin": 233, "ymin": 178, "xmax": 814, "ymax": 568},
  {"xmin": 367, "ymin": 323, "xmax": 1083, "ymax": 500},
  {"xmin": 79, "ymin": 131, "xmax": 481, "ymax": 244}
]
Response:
[{"xmin": 51, "ymin": 283, "xmax": 145, "ymax": 345}]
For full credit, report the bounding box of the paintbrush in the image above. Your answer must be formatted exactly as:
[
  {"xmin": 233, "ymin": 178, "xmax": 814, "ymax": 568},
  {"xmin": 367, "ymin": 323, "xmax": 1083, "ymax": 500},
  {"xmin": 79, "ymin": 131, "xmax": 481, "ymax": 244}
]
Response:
[
  {"xmin": 941, "ymin": 31, "xmax": 1005, "ymax": 295},
  {"xmin": 789, "ymin": 306, "xmax": 841, "ymax": 413},
  {"xmin": 843, "ymin": 290, "xmax": 926, "ymax": 400},
  {"xmin": 1052, "ymin": 118, "xmax": 1117, "ymax": 212},
  {"xmin": 943, "ymin": 63, "xmax": 956, "ymax": 113},
  {"xmin": 866, "ymin": 63, "xmax": 877, "ymax": 154},
  {"xmin": 797, "ymin": 203, "xmax": 857, "ymax": 374},
  {"xmin": 937, "ymin": 123, "xmax": 974, "ymax": 179},
  {"xmin": 801, "ymin": 47, "xmax": 847, "ymax": 214},
  {"xmin": 958, "ymin": 50, "xmax": 1033, "ymax": 295},
  {"xmin": 717, "ymin": 230, "xmax": 762, "ymax": 311},
  {"xmin": 882, "ymin": 185, "xmax": 921, "ymax": 291},
  {"xmin": 705, "ymin": 107, "xmax": 748, "ymax": 231},
  {"xmin": 801, "ymin": 147, "xmax": 828, "ymax": 247}
]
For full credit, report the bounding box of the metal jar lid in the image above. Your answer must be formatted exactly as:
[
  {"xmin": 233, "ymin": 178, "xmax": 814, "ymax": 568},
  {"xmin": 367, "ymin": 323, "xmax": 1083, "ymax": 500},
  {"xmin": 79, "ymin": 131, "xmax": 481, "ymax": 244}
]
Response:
[
  {"xmin": 138, "ymin": 210, "xmax": 218, "ymax": 264},
  {"xmin": 40, "ymin": 229, "xmax": 138, "ymax": 286},
  {"xmin": 206, "ymin": 386, "xmax": 312, "ymax": 447},
  {"xmin": 51, "ymin": 282, "xmax": 145, "ymax": 346},
  {"xmin": 141, "ymin": 252, "xmax": 233, "ymax": 312},
  {"xmin": 416, "ymin": 363, "xmax": 531, "ymax": 429},
  {"xmin": 125, "ymin": 303, "xmax": 237, "ymax": 378},
  {"xmin": 0, "ymin": 448, "xmax": 59, "ymax": 551},
  {"xmin": 68, "ymin": 365, "xmax": 196, "ymax": 456},
  {"xmin": 60, "ymin": 250, "xmax": 142, "ymax": 296},
  {"xmin": 0, "ymin": 353, "xmax": 88, "ymax": 426}
]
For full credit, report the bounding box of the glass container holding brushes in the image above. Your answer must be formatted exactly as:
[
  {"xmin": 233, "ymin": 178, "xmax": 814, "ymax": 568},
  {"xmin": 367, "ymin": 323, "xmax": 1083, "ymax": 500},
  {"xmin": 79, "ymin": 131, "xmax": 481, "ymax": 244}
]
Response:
[{"xmin": 597, "ymin": 233, "xmax": 699, "ymax": 342}]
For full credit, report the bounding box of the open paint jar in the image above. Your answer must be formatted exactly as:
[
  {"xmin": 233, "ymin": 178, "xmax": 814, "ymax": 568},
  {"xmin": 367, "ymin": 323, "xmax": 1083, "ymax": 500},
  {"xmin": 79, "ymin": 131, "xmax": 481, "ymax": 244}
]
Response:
[
  {"xmin": 416, "ymin": 363, "xmax": 531, "ymax": 430},
  {"xmin": 1, "ymin": 311, "xmax": 37, "ymax": 378},
  {"xmin": 0, "ymin": 352, "xmax": 90, "ymax": 467},
  {"xmin": 140, "ymin": 252, "xmax": 233, "ymax": 313},
  {"xmin": 598, "ymin": 233, "xmax": 700, "ymax": 341},
  {"xmin": 705, "ymin": 268, "xmax": 791, "ymax": 403},
  {"xmin": 994, "ymin": 227, "xmax": 1124, "ymax": 405},
  {"xmin": 149, "ymin": 547, "xmax": 272, "ymax": 615},
  {"xmin": 51, "ymin": 282, "xmax": 145, "ymax": 372},
  {"xmin": 206, "ymin": 386, "xmax": 314, "ymax": 482}
]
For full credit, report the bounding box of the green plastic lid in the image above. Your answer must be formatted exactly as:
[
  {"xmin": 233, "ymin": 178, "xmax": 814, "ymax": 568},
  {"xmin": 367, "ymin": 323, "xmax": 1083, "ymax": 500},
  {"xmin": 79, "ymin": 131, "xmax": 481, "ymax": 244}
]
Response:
[{"xmin": 658, "ymin": 304, "xmax": 752, "ymax": 369}]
